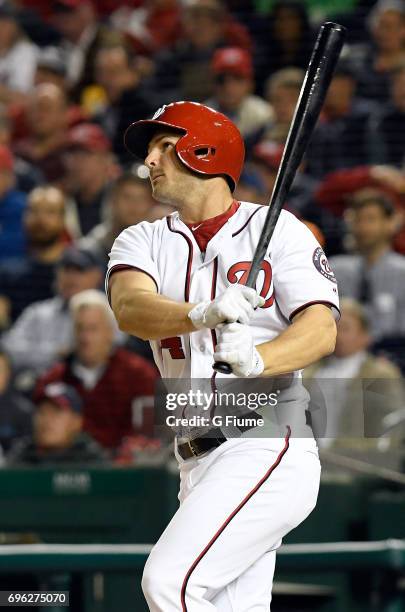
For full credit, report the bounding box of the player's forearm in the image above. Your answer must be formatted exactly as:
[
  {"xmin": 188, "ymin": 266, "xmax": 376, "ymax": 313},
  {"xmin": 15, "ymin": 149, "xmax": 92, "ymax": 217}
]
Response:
[
  {"xmin": 257, "ymin": 305, "xmax": 337, "ymax": 376},
  {"xmin": 113, "ymin": 288, "xmax": 195, "ymax": 340}
]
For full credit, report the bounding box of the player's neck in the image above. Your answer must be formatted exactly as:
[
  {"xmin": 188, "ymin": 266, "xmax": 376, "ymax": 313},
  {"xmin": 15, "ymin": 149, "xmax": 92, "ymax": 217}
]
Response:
[{"xmin": 178, "ymin": 182, "xmax": 234, "ymax": 224}]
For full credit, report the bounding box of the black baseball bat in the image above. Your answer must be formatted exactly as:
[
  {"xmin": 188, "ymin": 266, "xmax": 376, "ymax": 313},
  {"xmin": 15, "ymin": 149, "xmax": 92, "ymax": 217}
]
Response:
[{"xmin": 214, "ymin": 21, "xmax": 346, "ymax": 375}]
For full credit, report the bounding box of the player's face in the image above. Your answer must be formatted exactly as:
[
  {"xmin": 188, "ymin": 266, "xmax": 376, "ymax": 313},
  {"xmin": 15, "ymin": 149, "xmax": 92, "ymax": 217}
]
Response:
[{"xmin": 145, "ymin": 132, "xmax": 198, "ymax": 207}]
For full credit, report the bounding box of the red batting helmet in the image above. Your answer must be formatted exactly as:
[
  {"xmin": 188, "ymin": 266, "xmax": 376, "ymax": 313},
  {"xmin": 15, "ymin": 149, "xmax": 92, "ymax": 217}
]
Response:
[{"xmin": 124, "ymin": 101, "xmax": 245, "ymax": 192}]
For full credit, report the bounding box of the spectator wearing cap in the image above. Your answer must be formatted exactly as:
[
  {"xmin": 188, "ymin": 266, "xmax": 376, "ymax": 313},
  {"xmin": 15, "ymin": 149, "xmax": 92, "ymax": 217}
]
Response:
[
  {"xmin": 306, "ymin": 61, "xmax": 377, "ymax": 179},
  {"xmin": 7, "ymin": 382, "xmax": 108, "ymax": 464},
  {"xmin": 1, "ymin": 246, "xmax": 103, "ymax": 380},
  {"xmin": 0, "ymin": 186, "xmax": 67, "ymax": 326},
  {"xmin": 51, "ymin": 0, "xmax": 121, "ymax": 100},
  {"xmin": 0, "ymin": 349, "xmax": 33, "ymax": 454},
  {"xmin": 37, "ymin": 290, "xmax": 159, "ymax": 450},
  {"xmin": 351, "ymin": 0, "xmax": 405, "ymax": 103},
  {"xmin": 92, "ymin": 43, "xmax": 153, "ymax": 164},
  {"xmin": 63, "ymin": 122, "xmax": 117, "ymax": 238},
  {"xmin": 0, "ymin": 145, "xmax": 27, "ymax": 261},
  {"xmin": 13, "ymin": 84, "xmax": 70, "ymax": 183},
  {"xmin": 0, "ymin": 3, "xmax": 38, "ymax": 104},
  {"xmin": 330, "ymin": 189, "xmax": 405, "ymax": 341},
  {"xmin": 205, "ymin": 47, "xmax": 273, "ymax": 142},
  {"xmin": 153, "ymin": 0, "xmax": 252, "ymax": 103}
]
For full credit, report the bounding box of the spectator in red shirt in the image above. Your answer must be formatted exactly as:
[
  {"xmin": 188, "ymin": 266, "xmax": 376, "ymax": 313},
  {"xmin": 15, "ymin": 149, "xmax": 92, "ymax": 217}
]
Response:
[{"xmin": 36, "ymin": 289, "xmax": 159, "ymax": 451}]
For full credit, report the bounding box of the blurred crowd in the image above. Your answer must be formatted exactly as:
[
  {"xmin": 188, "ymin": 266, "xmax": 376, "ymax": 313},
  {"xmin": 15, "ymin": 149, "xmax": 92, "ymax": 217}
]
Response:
[{"xmin": 0, "ymin": 0, "xmax": 405, "ymax": 467}]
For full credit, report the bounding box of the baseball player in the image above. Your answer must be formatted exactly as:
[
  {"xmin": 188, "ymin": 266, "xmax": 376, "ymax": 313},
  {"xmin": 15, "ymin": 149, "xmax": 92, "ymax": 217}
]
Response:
[{"xmin": 107, "ymin": 102, "xmax": 339, "ymax": 611}]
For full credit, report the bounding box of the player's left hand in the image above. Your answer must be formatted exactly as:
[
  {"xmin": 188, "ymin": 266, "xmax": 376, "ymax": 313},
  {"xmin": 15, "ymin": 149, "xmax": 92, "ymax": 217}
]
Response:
[{"xmin": 213, "ymin": 323, "xmax": 264, "ymax": 377}]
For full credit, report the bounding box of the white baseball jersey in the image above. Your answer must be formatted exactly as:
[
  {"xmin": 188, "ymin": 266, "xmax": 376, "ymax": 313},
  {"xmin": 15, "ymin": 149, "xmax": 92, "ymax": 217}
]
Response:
[
  {"xmin": 107, "ymin": 201, "xmax": 335, "ymax": 612},
  {"xmin": 106, "ymin": 201, "xmax": 339, "ymax": 380}
]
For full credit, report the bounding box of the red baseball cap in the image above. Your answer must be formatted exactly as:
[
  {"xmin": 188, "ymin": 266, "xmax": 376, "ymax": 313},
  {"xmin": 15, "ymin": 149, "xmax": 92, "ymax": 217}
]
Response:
[
  {"xmin": 37, "ymin": 383, "xmax": 83, "ymax": 414},
  {"xmin": 212, "ymin": 47, "xmax": 253, "ymax": 79},
  {"xmin": 67, "ymin": 123, "xmax": 111, "ymax": 153},
  {"xmin": 0, "ymin": 145, "xmax": 14, "ymax": 172}
]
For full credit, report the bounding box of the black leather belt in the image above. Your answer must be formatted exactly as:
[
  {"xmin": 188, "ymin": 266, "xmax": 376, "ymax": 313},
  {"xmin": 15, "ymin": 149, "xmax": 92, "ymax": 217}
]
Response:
[
  {"xmin": 177, "ymin": 429, "xmax": 227, "ymax": 460},
  {"xmin": 177, "ymin": 417, "xmax": 260, "ymax": 460}
]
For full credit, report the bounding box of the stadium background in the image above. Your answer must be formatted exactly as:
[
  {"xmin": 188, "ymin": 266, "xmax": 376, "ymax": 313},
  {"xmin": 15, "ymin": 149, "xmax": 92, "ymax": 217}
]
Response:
[{"xmin": 0, "ymin": 0, "xmax": 404, "ymax": 610}]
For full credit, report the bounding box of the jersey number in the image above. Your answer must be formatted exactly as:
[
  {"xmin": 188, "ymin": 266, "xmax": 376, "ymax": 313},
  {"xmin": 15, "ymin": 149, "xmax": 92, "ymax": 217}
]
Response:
[{"xmin": 161, "ymin": 336, "xmax": 185, "ymax": 359}]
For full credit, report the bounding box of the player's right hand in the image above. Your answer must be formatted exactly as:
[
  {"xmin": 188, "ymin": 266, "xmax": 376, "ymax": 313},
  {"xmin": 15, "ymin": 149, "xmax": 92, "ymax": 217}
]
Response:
[{"xmin": 188, "ymin": 285, "xmax": 265, "ymax": 330}]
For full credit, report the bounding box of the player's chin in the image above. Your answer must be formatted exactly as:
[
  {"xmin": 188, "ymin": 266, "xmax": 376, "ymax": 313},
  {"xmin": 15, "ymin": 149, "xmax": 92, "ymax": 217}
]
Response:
[{"xmin": 152, "ymin": 184, "xmax": 174, "ymax": 205}]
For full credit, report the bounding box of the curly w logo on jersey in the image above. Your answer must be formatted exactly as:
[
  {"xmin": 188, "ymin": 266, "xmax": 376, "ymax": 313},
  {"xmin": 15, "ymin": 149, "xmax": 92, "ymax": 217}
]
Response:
[{"xmin": 227, "ymin": 260, "xmax": 275, "ymax": 308}]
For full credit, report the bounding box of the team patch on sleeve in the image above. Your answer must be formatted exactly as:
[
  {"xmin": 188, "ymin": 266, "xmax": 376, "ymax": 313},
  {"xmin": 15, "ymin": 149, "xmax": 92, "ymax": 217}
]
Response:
[{"xmin": 312, "ymin": 247, "xmax": 337, "ymax": 283}]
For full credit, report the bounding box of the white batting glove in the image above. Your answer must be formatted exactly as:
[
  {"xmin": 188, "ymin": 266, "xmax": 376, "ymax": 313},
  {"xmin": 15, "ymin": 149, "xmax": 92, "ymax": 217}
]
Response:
[
  {"xmin": 188, "ymin": 285, "xmax": 265, "ymax": 330},
  {"xmin": 213, "ymin": 323, "xmax": 264, "ymax": 377}
]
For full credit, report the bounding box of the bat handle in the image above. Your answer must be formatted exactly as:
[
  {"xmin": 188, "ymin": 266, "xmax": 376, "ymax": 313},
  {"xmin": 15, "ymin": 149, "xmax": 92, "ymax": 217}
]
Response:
[
  {"xmin": 212, "ymin": 307, "xmax": 256, "ymax": 375},
  {"xmin": 213, "ymin": 361, "xmax": 233, "ymax": 375}
]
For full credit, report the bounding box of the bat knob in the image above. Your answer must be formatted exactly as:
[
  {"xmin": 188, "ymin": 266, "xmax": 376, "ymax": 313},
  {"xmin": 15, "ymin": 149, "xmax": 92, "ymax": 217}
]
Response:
[{"xmin": 213, "ymin": 361, "xmax": 233, "ymax": 375}]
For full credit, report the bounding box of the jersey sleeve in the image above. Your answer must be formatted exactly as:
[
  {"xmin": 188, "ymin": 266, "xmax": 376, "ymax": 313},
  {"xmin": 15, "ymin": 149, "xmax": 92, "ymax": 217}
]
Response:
[
  {"xmin": 272, "ymin": 212, "xmax": 340, "ymax": 321},
  {"xmin": 105, "ymin": 222, "xmax": 161, "ymax": 301}
]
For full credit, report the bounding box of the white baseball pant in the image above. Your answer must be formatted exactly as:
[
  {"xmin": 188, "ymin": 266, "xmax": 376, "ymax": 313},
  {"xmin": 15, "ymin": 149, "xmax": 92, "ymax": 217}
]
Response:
[{"xmin": 142, "ymin": 434, "xmax": 321, "ymax": 611}]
